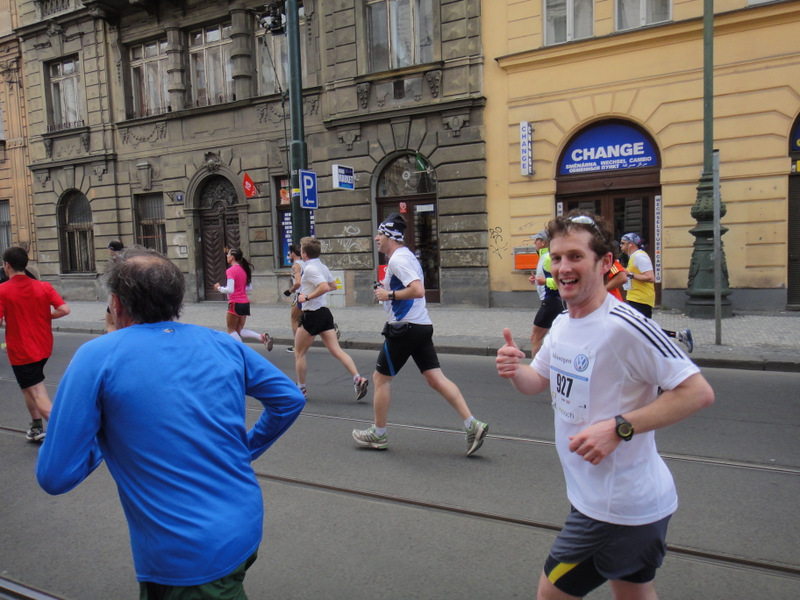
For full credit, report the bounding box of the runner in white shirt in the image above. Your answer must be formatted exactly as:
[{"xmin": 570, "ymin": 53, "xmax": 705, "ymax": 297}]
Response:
[
  {"xmin": 352, "ymin": 212, "xmax": 489, "ymax": 456},
  {"xmin": 496, "ymin": 211, "xmax": 714, "ymax": 600},
  {"xmin": 293, "ymin": 237, "xmax": 368, "ymax": 401}
]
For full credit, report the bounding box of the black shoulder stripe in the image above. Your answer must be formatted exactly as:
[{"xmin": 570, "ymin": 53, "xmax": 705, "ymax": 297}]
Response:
[{"xmin": 610, "ymin": 305, "xmax": 683, "ymax": 358}]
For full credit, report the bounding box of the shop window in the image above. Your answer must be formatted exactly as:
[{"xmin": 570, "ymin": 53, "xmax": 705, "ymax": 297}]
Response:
[
  {"xmin": 366, "ymin": 0, "xmax": 435, "ymax": 72},
  {"xmin": 129, "ymin": 39, "xmax": 170, "ymax": 118},
  {"xmin": 135, "ymin": 194, "xmax": 167, "ymax": 254},
  {"xmin": 545, "ymin": 0, "xmax": 593, "ymax": 45},
  {"xmin": 275, "ymin": 175, "xmax": 314, "ymax": 268},
  {"xmin": 188, "ymin": 23, "xmax": 234, "ymax": 108},
  {"xmin": 47, "ymin": 57, "xmax": 84, "ymax": 132},
  {"xmin": 616, "ymin": 0, "xmax": 671, "ymax": 31},
  {"xmin": 58, "ymin": 192, "xmax": 94, "ymax": 273}
]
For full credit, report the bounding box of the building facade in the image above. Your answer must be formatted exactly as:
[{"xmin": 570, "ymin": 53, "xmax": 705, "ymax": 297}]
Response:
[
  {"xmin": 0, "ymin": 0, "xmax": 35, "ymax": 260},
  {"xmin": 17, "ymin": 0, "xmax": 487, "ymax": 304},
  {"xmin": 484, "ymin": 0, "xmax": 800, "ymax": 311}
]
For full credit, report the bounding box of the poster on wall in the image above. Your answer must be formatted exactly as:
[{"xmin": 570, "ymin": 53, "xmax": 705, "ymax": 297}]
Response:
[
  {"xmin": 560, "ymin": 122, "xmax": 658, "ymax": 175},
  {"xmin": 280, "ymin": 210, "xmax": 315, "ymax": 268}
]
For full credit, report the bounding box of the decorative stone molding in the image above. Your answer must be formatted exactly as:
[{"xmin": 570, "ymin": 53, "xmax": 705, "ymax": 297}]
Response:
[
  {"xmin": 426, "ymin": 70, "xmax": 441, "ymax": 98},
  {"xmin": 43, "ymin": 138, "xmax": 53, "ymax": 158},
  {"xmin": 80, "ymin": 132, "xmax": 90, "ymax": 153},
  {"xmin": 121, "ymin": 122, "xmax": 166, "ymax": 148},
  {"xmin": 138, "ymin": 161, "xmax": 152, "ymax": 190},
  {"xmin": 304, "ymin": 96, "xmax": 319, "ymax": 116},
  {"xmin": 337, "ymin": 127, "xmax": 361, "ymax": 151},
  {"xmin": 357, "ymin": 83, "xmax": 371, "ymax": 110},
  {"xmin": 442, "ymin": 111, "xmax": 470, "ymax": 137},
  {"xmin": 204, "ymin": 151, "xmax": 222, "ymax": 173},
  {"xmin": 35, "ymin": 170, "xmax": 50, "ymax": 186},
  {"xmin": 46, "ymin": 21, "xmax": 64, "ymax": 40},
  {"xmin": 93, "ymin": 161, "xmax": 107, "ymax": 182}
]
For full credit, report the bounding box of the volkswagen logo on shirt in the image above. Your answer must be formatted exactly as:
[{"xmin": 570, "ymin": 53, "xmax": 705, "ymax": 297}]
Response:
[{"xmin": 573, "ymin": 354, "xmax": 590, "ymax": 372}]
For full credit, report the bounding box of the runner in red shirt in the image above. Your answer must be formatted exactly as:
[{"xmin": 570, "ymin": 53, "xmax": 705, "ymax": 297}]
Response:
[{"xmin": 0, "ymin": 247, "xmax": 70, "ymax": 442}]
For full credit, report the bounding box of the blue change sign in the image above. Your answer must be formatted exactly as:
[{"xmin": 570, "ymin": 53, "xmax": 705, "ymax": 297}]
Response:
[{"xmin": 561, "ymin": 123, "xmax": 658, "ymax": 175}]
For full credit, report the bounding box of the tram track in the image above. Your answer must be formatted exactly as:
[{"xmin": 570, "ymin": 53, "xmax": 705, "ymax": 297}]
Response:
[
  {"xmin": 297, "ymin": 411, "xmax": 800, "ymax": 476},
  {"xmin": 255, "ymin": 468, "xmax": 800, "ymax": 579}
]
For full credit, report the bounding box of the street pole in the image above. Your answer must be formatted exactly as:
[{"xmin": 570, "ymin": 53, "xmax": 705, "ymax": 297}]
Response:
[
  {"xmin": 685, "ymin": 0, "xmax": 732, "ymax": 318},
  {"xmin": 713, "ymin": 149, "xmax": 722, "ymax": 343},
  {"xmin": 286, "ymin": 0, "xmax": 310, "ymax": 244}
]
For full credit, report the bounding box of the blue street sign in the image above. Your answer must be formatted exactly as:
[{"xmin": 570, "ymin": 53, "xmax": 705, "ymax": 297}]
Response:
[{"xmin": 299, "ymin": 169, "xmax": 317, "ymax": 209}]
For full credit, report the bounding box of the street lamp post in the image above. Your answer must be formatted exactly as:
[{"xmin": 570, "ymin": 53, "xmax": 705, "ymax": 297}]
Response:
[
  {"xmin": 685, "ymin": 0, "xmax": 732, "ymax": 318},
  {"xmin": 285, "ymin": 0, "xmax": 310, "ymax": 244}
]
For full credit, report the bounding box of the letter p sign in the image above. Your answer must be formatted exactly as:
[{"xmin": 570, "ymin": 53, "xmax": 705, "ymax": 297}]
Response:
[{"xmin": 300, "ymin": 170, "xmax": 318, "ymax": 209}]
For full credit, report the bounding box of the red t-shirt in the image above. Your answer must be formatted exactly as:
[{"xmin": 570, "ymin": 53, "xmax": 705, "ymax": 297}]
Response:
[
  {"xmin": 0, "ymin": 275, "xmax": 65, "ymax": 365},
  {"xmin": 608, "ymin": 260, "xmax": 626, "ymax": 302}
]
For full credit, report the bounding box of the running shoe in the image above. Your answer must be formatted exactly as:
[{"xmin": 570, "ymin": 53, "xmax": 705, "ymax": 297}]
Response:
[
  {"xmin": 354, "ymin": 376, "xmax": 369, "ymax": 401},
  {"xmin": 352, "ymin": 426, "xmax": 388, "ymax": 450},
  {"xmin": 1, "ymin": 342, "xmax": 6, "ymax": 352},
  {"xmin": 25, "ymin": 422, "xmax": 46, "ymax": 443},
  {"xmin": 260, "ymin": 332, "xmax": 274, "ymax": 352},
  {"xmin": 286, "ymin": 346, "xmax": 295, "ymax": 353},
  {"xmin": 677, "ymin": 329, "xmax": 693, "ymax": 354},
  {"xmin": 465, "ymin": 420, "xmax": 488, "ymax": 457},
  {"xmin": 334, "ymin": 322, "xmax": 341, "ymax": 340}
]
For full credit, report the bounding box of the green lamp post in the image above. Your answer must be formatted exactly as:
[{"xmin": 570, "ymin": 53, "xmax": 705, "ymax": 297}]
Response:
[{"xmin": 685, "ymin": 0, "xmax": 732, "ymax": 318}]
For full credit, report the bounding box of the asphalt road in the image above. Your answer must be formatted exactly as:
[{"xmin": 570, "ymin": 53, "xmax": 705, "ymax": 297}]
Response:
[{"xmin": 1, "ymin": 332, "xmax": 799, "ymax": 599}]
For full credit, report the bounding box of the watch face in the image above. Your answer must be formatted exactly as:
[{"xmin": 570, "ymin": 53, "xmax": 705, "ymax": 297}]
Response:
[{"xmin": 616, "ymin": 416, "xmax": 634, "ymax": 440}]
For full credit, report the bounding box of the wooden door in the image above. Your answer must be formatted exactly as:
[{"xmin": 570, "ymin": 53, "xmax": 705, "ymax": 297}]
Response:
[{"xmin": 201, "ymin": 202, "xmax": 240, "ymax": 300}]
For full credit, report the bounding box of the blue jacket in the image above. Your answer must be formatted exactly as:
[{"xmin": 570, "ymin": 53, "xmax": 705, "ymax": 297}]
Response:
[{"xmin": 37, "ymin": 322, "xmax": 305, "ymax": 585}]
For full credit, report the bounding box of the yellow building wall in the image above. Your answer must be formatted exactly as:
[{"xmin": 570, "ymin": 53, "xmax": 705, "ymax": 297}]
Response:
[
  {"xmin": 0, "ymin": 0, "xmax": 35, "ymax": 255},
  {"xmin": 485, "ymin": 0, "xmax": 800, "ymax": 296}
]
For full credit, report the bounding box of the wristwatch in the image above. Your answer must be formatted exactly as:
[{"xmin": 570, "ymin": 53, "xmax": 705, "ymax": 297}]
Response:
[{"xmin": 615, "ymin": 415, "xmax": 634, "ymax": 441}]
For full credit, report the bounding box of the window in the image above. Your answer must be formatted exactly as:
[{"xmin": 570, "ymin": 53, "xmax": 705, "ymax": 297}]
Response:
[
  {"xmin": 0, "ymin": 200, "xmax": 11, "ymax": 254},
  {"xmin": 129, "ymin": 39, "xmax": 170, "ymax": 118},
  {"xmin": 616, "ymin": 0, "xmax": 670, "ymax": 31},
  {"xmin": 136, "ymin": 194, "xmax": 167, "ymax": 254},
  {"xmin": 257, "ymin": 11, "xmax": 313, "ymax": 95},
  {"xmin": 367, "ymin": 0, "xmax": 434, "ymax": 72},
  {"xmin": 545, "ymin": 0, "xmax": 593, "ymax": 45},
  {"xmin": 275, "ymin": 176, "xmax": 314, "ymax": 268},
  {"xmin": 58, "ymin": 192, "xmax": 94, "ymax": 273},
  {"xmin": 48, "ymin": 57, "xmax": 84, "ymax": 132},
  {"xmin": 38, "ymin": 0, "xmax": 80, "ymax": 19},
  {"xmin": 188, "ymin": 23, "xmax": 234, "ymax": 108}
]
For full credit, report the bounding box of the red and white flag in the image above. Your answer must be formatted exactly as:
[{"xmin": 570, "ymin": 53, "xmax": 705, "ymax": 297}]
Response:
[{"xmin": 243, "ymin": 172, "xmax": 258, "ymax": 198}]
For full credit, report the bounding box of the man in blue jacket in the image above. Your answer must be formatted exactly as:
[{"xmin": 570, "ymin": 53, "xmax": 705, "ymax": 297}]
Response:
[{"xmin": 37, "ymin": 247, "xmax": 305, "ymax": 599}]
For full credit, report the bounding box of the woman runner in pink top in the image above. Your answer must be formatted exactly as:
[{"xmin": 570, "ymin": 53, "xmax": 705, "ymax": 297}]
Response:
[{"xmin": 214, "ymin": 248, "xmax": 273, "ymax": 351}]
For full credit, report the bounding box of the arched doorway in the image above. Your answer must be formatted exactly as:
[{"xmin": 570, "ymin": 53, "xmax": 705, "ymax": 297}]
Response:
[
  {"xmin": 375, "ymin": 153, "xmax": 440, "ymax": 302},
  {"xmin": 557, "ymin": 120, "xmax": 661, "ymax": 301},
  {"xmin": 198, "ymin": 176, "xmax": 241, "ymax": 301},
  {"xmin": 788, "ymin": 115, "xmax": 800, "ymax": 309}
]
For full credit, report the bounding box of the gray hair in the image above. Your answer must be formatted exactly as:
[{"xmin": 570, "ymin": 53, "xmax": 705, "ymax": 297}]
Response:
[{"xmin": 104, "ymin": 247, "xmax": 184, "ymax": 324}]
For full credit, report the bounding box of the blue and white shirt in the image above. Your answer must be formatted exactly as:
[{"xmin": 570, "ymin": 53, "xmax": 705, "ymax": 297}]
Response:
[{"xmin": 382, "ymin": 246, "xmax": 432, "ymax": 325}]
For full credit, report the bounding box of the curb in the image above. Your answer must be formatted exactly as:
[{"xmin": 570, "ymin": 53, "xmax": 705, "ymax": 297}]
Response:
[{"xmin": 53, "ymin": 323, "xmax": 800, "ymax": 373}]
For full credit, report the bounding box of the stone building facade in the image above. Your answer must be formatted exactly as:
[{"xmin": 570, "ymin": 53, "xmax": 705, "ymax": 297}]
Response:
[{"xmin": 17, "ymin": 0, "xmax": 487, "ymax": 304}]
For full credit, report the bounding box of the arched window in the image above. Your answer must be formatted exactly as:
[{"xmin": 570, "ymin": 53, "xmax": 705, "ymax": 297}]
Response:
[
  {"xmin": 58, "ymin": 192, "xmax": 94, "ymax": 273},
  {"xmin": 375, "ymin": 153, "xmax": 440, "ymax": 301}
]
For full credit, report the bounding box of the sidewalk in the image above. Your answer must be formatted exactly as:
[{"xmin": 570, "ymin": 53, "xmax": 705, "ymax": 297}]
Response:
[{"xmin": 54, "ymin": 300, "xmax": 800, "ymax": 372}]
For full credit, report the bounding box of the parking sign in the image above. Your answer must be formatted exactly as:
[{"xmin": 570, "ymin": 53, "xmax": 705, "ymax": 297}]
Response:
[{"xmin": 299, "ymin": 169, "xmax": 317, "ymax": 209}]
